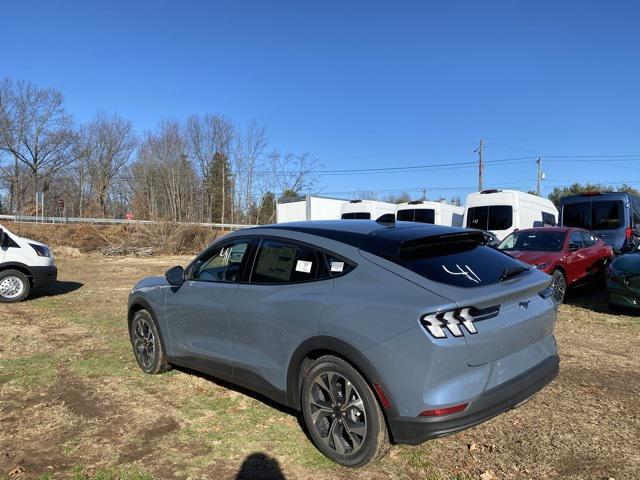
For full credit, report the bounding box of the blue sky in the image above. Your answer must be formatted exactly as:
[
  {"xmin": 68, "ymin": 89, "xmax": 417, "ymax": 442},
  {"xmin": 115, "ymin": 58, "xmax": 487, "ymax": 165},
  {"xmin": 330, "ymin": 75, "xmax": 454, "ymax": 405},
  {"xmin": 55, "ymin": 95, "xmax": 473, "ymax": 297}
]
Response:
[{"xmin": 2, "ymin": 0, "xmax": 640, "ymax": 201}]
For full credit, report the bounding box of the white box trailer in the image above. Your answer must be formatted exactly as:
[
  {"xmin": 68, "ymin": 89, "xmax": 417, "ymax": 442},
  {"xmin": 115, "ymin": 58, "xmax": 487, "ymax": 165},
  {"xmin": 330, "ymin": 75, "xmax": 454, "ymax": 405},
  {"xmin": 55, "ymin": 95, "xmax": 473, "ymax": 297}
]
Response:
[
  {"xmin": 396, "ymin": 200, "xmax": 464, "ymax": 226},
  {"xmin": 340, "ymin": 200, "xmax": 396, "ymax": 221},
  {"xmin": 276, "ymin": 195, "xmax": 347, "ymax": 223},
  {"xmin": 463, "ymin": 189, "xmax": 558, "ymax": 240}
]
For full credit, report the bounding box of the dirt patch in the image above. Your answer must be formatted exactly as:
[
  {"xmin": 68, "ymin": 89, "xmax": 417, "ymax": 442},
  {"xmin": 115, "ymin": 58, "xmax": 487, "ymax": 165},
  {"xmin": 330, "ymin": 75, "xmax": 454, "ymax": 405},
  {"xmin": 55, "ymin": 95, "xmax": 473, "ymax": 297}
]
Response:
[{"xmin": 117, "ymin": 416, "xmax": 180, "ymax": 464}]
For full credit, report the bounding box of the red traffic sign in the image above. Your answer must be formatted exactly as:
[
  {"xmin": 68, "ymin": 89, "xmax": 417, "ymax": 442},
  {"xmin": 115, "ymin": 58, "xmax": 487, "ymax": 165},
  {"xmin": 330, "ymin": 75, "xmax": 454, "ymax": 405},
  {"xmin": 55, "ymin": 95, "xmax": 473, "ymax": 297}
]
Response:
[
  {"xmin": 125, "ymin": 212, "xmax": 134, "ymax": 220},
  {"xmin": 57, "ymin": 199, "xmax": 64, "ymax": 209}
]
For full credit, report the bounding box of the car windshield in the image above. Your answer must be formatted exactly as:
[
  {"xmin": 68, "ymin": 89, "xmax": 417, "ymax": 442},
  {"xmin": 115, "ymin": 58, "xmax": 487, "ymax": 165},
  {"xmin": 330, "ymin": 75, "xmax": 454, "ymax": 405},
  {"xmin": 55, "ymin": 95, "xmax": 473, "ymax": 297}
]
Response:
[
  {"xmin": 498, "ymin": 230, "xmax": 566, "ymax": 252},
  {"xmin": 563, "ymin": 200, "xmax": 624, "ymax": 230}
]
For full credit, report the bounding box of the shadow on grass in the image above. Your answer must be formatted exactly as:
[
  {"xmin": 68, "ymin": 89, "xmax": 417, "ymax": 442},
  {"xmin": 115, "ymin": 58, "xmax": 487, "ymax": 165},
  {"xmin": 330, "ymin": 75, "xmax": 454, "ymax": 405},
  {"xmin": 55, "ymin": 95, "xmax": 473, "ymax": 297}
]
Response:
[
  {"xmin": 236, "ymin": 452, "xmax": 286, "ymax": 479},
  {"xmin": 30, "ymin": 280, "xmax": 83, "ymax": 299},
  {"xmin": 563, "ymin": 283, "xmax": 611, "ymax": 313}
]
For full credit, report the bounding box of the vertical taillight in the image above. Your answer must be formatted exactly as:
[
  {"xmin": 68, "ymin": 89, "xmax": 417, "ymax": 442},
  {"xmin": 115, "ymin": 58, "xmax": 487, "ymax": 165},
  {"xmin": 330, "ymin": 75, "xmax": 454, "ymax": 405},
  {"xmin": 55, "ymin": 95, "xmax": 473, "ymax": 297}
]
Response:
[{"xmin": 626, "ymin": 227, "xmax": 633, "ymax": 240}]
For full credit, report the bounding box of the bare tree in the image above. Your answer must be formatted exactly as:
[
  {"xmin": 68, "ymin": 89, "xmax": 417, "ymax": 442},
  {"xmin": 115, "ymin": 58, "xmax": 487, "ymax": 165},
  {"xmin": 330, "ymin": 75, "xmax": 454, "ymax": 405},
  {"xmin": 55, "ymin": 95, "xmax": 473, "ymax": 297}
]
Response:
[
  {"xmin": 186, "ymin": 114, "xmax": 234, "ymax": 222},
  {"xmin": 0, "ymin": 78, "xmax": 76, "ymax": 211},
  {"xmin": 232, "ymin": 121, "xmax": 269, "ymax": 223},
  {"xmin": 77, "ymin": 111, "xmax": 137, "ymax": 215},
  {"xmin": 267, "ymin": 151, "xmax": 320, "ymax": 198}
]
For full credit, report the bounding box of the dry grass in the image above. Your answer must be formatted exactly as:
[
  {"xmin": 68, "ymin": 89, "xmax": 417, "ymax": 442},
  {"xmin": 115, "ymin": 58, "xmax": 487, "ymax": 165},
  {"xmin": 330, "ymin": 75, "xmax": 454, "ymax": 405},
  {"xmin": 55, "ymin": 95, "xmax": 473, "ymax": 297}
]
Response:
[
  {"xmin": 2, "ymin": 221, "xmax": 228, "ymax": 255},
  {"xmin": 0, "ymin": 257, "xmax": 638, "ymax": 480}
]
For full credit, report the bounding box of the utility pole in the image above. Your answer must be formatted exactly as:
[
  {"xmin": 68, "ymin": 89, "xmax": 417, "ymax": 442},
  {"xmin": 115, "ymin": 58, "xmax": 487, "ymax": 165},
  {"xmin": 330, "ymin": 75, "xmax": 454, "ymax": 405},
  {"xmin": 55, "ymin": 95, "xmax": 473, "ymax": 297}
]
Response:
[
  {"xmin": 536, "ymin": 157, "xmax": 542, "ymax": 195},
  {"xmin": 476, "ymin": 139, "xmax": 484, "ymax": 191}
]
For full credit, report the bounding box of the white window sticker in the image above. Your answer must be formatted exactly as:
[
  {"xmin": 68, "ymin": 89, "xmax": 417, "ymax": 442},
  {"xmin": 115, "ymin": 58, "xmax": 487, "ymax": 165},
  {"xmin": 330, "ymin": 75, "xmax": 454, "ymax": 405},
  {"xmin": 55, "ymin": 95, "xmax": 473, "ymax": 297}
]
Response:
[
  {"xmin": 330, "ymin": 261, "xmax": 345, "ymax": 273},
  {"xmin": 295, "ymin": 260, "xmax": 313, "ymax": 273}
]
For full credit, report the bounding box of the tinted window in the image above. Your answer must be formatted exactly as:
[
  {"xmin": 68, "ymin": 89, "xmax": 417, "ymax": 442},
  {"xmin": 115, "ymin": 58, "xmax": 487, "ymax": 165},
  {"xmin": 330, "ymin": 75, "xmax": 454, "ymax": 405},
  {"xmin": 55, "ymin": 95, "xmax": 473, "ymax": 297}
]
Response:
[
  {"xmin": 498, "ymin": 230, "xmax": 566, "ymax": 252},
  {"xmin": 466, "ymin": 205, "xmax": 513, "ymax": 231},
  {"xmin": 592, "ymin": 201, "xmax": 623, "ymax": 230},
  {"xmin": 398, "ymin": 235, "xmax": 527, "ymax": 288},
  {"xmin": 397, "ymin": 209, "xmax": 435, "ymax": 223},
  {"xmin": 542, "ymin": 212, "xmax": 556, "ymax": 226},
  {"xmin": 193, "ymin": 241, "xmax": 249, "ymax": 282},
  {"xmin": 563, "ymin": 200, "xmax": 624, "ymax": 230},
  {"xmin": 319, "ymin": 253, "xmax": 356, "ymax": 278},
  {"xmin": 341, "ymin": 212, "xmax": 371, "ymax": 220},
  {"xmin": 581, "ymin": 231, "xmax": 597, "ymax": 247},
  {"xmin": 251, "ymin": 240, "xmax": 320, "ymax": 283},
  {"xmin": 562, "ymin": 202, "xmax": 591, "ymax": 229},
  {"xmin": 1, "ymin": 235, "xmax": 19, "ymax": 249},
  {"xmin": 568, "ymin": 231, "xmax": 584, "ymax": 250}
]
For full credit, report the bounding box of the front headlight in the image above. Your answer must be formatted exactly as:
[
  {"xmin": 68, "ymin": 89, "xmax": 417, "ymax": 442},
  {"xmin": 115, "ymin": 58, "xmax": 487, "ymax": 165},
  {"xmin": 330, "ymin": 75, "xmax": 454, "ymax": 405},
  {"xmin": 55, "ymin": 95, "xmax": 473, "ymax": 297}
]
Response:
[
  {"xmin": 533, "ymin": 262, "xmax": 550, "ymax": 270},
  {"xmin": 29, "ymin": 243, "xmax": 51, "ymax": 257}
]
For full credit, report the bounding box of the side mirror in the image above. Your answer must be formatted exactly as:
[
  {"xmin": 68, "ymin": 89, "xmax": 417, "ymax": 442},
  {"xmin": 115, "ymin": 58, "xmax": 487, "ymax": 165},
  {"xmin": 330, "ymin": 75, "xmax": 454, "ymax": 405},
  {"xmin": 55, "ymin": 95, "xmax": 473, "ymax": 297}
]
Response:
[
  {"xmin": 0, "ymin": 228, "xmax": 4, "ymax": 245},
  {"xmin": 165, "ymin": 266, "xmax": 185, "ymax": 286}
]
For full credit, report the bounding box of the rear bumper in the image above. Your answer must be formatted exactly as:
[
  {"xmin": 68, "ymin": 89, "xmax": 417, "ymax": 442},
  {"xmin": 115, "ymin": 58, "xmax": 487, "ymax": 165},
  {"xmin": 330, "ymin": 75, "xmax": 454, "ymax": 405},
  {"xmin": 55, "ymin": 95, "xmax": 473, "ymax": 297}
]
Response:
[
  {"xmin": 388, "ymin": 354, "xmax": 559, "ymax": 445},
  {"xmin": 31, "ymin": 265, "xmax": 58, "ymax": 289}
]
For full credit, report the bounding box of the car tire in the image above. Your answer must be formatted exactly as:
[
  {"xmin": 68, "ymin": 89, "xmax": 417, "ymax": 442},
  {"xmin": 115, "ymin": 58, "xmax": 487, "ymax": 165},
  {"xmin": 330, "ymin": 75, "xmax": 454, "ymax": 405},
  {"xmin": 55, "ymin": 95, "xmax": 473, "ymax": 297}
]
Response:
[
  {"xmin": 0, "ymin": 269, "xmax": 30, "ymax": 303},
  {"xmin": 551, "ymin": 269, "xmax": 567, "ymax": 304},
  {"xmin": 300, "ymin": 355, "xmax": 390, "ymax": 467},
  {"xmin": 130, "ymin": 309, "xmax": 171, "ymax": 374}
]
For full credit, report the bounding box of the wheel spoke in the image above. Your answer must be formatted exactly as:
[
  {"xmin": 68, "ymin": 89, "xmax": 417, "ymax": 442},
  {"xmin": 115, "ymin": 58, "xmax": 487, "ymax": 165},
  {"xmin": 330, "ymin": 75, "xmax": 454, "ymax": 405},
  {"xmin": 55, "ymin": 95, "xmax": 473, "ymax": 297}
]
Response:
[
  {"xmin": 344, "ymin": 417, "xmax": 366, "ymax": 438},
  {"xmin": 330, "ymin": 422, "xmax": 346, "ymax": 454}
]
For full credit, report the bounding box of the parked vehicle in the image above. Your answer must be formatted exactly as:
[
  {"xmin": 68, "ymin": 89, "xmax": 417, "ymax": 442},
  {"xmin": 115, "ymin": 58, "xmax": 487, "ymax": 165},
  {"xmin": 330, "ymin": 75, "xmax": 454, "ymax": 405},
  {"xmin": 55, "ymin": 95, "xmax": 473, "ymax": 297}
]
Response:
[
  {"xmin": 0, "ymin": 223, "xmax": 57, "ymax": 302},
  {"xmin": 128, "ymin": 220, "xmax": 559, "ymax": 467},
  {"xmin": 277, "ymin": 195, "xmax": 347, "ymax": 223},
  {"xmin": 340, "ymin": 199, "xmax": 396, "ymax": 221},
  {"xmin": 606, "ymin": 243, "xmax": 640, "ymax": 310},
  {"xmin": 498, "ymin": 227, "xmax": 613, "ymax": 303},
  {"xmin": 464, "ymin": 189, "xmax": 558, "ymax": 241},
  {"xmin": 559, "ymin": 191, "xmax": 640, "ymax": 253},
  {"xmin": 396, "ymin": 200, "xmax": 464, "ymax": 226}
]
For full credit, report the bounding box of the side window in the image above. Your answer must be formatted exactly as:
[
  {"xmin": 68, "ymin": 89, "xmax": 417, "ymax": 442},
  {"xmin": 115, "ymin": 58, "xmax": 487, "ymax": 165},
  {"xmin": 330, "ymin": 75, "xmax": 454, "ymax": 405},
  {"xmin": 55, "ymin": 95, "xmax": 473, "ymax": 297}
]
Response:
[
  {"xmin": 318, "ymin": 253, "xmax": 356, "ymax": 278},
  {"xmin": 568, "ymin": 231, "xmax": 584, "ymax": 250},
  {"xmin": 581, "ymin": 231, "xmax": 597, "ymax": 247},
  {"xmin": 2, "ymin": 235, "xmax": 19, "ymax": 249},
  {"xmin": 193, "ymin": 241, "xmax": 250, "ymax": 283},
  {"xmin": 251, "ymin": 240, "xmax": 320, "ymax": 284},
  {"xmin": 542, "ymin": 212, "xmax": 556, "ymax": 226}
]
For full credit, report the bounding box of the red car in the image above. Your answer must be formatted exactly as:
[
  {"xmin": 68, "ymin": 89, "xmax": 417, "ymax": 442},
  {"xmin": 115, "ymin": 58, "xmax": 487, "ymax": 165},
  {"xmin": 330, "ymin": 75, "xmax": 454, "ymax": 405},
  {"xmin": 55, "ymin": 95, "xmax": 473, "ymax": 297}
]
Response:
[{"xmin": 497, "ymin": 227, "xmax": 614, "ymax": 303}]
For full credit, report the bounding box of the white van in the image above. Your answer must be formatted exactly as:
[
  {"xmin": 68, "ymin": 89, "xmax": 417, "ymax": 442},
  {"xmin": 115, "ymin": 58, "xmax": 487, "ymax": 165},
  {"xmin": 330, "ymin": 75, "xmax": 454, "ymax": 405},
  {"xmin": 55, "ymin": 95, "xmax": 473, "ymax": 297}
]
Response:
[
  {"xmin": 0, "ymin": 223, "xmax": 57, "ymax": 302},
  {"xmin": 276, "ymin": 195, "xmax": 347, "ymax": 223},
  {"xmin": 463, "ymin": 189, "xmax": 558, "ymax": 240},
  {"xmin": 340, "ymin": 200, "xmax": 396, "ymax": 221},
  {"xmin": 396, "ymin": 200, "xmax": 464, "ymax": 226}
]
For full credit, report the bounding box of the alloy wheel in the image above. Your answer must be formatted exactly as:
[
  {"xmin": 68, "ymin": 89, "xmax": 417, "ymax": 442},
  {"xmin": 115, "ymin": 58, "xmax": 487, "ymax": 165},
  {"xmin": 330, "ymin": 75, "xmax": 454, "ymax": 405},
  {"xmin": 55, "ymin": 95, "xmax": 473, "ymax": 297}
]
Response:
[
  {"xmin": 133, "ymin": 317, "xmax": 156, "ymax": 369},
  {"xmin": 0, "ymin": 276, "xmax": 24, "ymax": 299},
  {"xmin": 307, "ymin": 371, "xmax": 367, "ymax": 455},
  {"xmin": 551, "ymin": 271, "xmax": 566, "ymax": 304}
]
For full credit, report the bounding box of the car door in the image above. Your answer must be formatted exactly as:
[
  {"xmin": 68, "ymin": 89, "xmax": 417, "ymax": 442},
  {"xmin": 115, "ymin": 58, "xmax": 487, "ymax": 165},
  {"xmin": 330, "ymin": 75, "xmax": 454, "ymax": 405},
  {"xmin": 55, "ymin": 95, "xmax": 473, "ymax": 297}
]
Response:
[
  {"xmin": 579, "ymin": 231, "xmax": 604, "ymax": 275},
  {"xmin": 227, "ymin": 237, "xmax": 334, "ymax": 397},
  {"xmin": 564, "ymin": 230, "xmax": 590, "ymax": 284},
  {"xmin": 164, "ymin": 238, "xmax": 256, "ymax": 379}
]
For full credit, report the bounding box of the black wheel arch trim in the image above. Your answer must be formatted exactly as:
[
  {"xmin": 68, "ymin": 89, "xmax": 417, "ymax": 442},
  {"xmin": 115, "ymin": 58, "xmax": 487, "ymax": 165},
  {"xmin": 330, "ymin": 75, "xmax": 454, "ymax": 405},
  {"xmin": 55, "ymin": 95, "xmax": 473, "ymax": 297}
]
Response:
[
  {"xmin": 286, "ymin": 335, "xmax": 401, "ymax": 419},
  {"xmin": 127, "ymin": 297, "xmax": 169, "ymax": 355},
  {"xmin": 0, "ymin": 261, "xmax": 34, "ymax": 276}
]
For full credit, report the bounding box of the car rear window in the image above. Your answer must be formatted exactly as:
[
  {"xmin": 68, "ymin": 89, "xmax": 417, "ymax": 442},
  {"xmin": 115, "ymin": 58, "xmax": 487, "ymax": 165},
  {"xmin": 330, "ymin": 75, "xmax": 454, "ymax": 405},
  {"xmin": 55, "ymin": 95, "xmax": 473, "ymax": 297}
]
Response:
[
  {"xmin": 466, "ymin": 205, "xmax": 513, "ymax": 231},
  {"xmin": 397, "ymin": 209, "xmax": 435, "ymax": 224},
  {"xmin": 341, "ymin": 212, "xmax": 371, "ymax": 219},
  {"xmin": 397, "ymin": 232, "xmax": 527, "ymax": 288},
  {"xmin": 563, "ymin": 201, "xmax": 624, "ymax": 230}
]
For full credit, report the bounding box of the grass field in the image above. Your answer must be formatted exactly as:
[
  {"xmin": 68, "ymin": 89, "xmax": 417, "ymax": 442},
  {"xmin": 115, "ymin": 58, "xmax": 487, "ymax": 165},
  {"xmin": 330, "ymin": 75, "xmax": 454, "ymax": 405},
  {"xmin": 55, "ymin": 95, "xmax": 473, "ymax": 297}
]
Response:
[{"xmin": 1, "ymin": 255, "xmax": 639, "ymax": 480}]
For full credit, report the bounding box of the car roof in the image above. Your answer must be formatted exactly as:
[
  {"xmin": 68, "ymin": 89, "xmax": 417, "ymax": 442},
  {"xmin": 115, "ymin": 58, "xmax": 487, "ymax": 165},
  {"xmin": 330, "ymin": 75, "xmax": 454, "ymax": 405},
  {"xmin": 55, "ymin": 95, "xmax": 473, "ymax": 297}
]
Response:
[{"xmin": 257, "ymin": 220, "xmax": 467, "ymax": 249}]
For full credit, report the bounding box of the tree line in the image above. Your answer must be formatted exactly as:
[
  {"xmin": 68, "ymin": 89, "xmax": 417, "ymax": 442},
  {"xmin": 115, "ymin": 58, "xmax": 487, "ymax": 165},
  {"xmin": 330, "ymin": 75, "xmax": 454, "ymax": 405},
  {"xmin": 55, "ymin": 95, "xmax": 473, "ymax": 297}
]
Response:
[{"xmin": 0, "ymin": 78, "xmax": 319, "ymax": 224}]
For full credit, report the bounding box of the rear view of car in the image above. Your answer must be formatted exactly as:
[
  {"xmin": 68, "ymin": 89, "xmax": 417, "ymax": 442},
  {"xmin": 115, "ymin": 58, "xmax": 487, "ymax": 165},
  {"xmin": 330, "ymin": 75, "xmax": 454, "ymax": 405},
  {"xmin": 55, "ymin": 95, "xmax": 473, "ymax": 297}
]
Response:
[
  {"xmin": 560, "ymin": 191, "xmax": 640, "ymax": 253},
  {"xmin": 127, "ymin": 221, "xmax": 559, "ymax": 467}
]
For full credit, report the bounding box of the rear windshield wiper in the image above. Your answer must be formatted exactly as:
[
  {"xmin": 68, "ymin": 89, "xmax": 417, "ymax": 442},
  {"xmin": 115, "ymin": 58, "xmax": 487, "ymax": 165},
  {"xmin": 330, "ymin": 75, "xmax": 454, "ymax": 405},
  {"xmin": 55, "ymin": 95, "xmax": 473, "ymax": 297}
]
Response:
[{"xmin": 498, "ymin": 266, "xmax": 529, "ymax": 281}]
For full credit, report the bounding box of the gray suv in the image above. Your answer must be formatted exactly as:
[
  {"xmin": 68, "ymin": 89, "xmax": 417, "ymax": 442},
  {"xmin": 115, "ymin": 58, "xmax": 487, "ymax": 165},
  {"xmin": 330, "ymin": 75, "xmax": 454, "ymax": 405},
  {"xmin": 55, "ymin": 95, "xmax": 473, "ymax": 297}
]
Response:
[{"xmin": 128, "ymin": 220, "xmax": 559, "ymax": 467}]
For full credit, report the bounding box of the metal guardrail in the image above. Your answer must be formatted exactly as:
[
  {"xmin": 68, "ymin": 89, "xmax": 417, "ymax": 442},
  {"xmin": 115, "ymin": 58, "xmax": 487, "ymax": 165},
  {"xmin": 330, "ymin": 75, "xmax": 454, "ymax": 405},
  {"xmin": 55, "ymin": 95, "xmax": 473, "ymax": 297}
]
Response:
[{"xmin": 0, "ymin": 214, "xmax": 252, "ymax": 230}]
